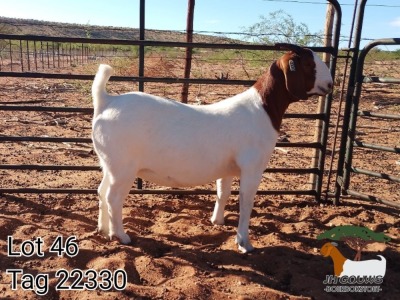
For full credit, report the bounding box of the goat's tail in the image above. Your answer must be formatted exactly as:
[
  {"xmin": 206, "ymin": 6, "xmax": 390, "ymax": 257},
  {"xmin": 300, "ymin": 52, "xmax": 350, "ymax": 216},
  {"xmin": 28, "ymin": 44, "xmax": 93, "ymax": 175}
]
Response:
[{"xmin": 92, "ymin": 64, "xmax": 113, "ymax": 117}]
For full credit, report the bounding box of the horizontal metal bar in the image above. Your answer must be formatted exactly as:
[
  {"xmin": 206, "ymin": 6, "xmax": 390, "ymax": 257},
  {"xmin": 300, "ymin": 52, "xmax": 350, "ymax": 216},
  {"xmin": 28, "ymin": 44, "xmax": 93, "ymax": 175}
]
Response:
[
  {"xmin": 0, "ymin": 72, "xmax": 255, "ymax": 85},
  {"xmin": 0, "ymin": 187, "xmax": 316, "ymax": 196},
  {"xmin": 0, "ymin": 165, "xmax": 99, "ymax": 171},
  {"xmin": 284, "ymin": 113, "xmax": 325, "ymax": 120},
  {"xmin": 277, "ymin": 142, "xmax": 322, "ymax": 148},
  {"xmin": 0, "ymin": 136, "xmax": 322, "ymax": 148},
  {"xmin": 345, "ymin": 189, "xmax": 400, "ymax": 209},
  {"xmin": 358, "ymin": 110, "xmax": 400, "ymax": 120},
  {"xmin": 351, "ymin": 167, "xmax": 400, "ymax": 183},
  {"xmin": 0, "ymin": 105, "xmax": 93, "ymax": 113},
  {"xmin": 0, "ymin": 136, "xmax": 92, "ymax": 143},
  {"xmin": 0, "ymin": 164, "xmax": 319, "ymax": 174},
  {"xmin": 265, "ymin": 168, "xmax": 319, "ymax": 174},
  {"xmin": 353, "ymin": 140, "xmax": 400, "ymax": 153},
  {"xmin": 363, "ymin": 76, "xmax": 400, "ymax": 84},
  {"xmin": 0, "ymin": 34, "xmax": 336, "ymax": 54},
  {"xmin": 0, "ymin": 105, "xmax": 324, "ymax": 120}
]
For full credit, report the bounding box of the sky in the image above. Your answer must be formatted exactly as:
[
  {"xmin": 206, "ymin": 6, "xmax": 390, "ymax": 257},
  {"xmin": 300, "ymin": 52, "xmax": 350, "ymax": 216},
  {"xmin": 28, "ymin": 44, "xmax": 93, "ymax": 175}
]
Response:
[{"xmin": 1, "ymin": 0, "xmax": 399, "ymax": 49}]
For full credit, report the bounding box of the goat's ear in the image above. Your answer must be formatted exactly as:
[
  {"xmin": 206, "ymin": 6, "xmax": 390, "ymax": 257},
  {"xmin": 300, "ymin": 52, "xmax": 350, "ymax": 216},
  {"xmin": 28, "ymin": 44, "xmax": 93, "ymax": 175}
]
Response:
[
  {"xmin": 280, "ymin": 55, "xmax": 308, "ymax": 100},
  {"xmin": 275, "ymin": 43, "xmax": 304, "ymax": 55}
]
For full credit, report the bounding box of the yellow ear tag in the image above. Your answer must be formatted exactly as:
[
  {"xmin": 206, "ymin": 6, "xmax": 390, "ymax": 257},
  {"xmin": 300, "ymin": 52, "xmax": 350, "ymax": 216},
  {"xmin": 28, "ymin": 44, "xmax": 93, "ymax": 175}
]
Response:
[{"xmin": 289, "ymin": 60, "xmax": 296, "ymax": 71}]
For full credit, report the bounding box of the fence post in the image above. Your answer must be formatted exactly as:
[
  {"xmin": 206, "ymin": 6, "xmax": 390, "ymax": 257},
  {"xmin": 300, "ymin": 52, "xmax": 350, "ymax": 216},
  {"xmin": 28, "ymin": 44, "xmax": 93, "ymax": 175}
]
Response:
[
  {"xmin": 309, "ymin": 3, "xmax": 334, "ymax": 193},
  {"xmin": 181, "ymin": 0, "xmax": 195, "ymax": 104},
  {"xmin": 136, "ymin": 0, "xmax": 146, "ymax": 190}
]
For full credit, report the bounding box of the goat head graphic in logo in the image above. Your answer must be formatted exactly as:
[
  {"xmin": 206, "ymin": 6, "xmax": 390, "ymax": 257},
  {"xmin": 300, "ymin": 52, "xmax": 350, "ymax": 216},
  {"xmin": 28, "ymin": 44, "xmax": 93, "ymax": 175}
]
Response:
[{"xmin": 317, "ymin": 225, "xmax": 390, "ymax": 277}]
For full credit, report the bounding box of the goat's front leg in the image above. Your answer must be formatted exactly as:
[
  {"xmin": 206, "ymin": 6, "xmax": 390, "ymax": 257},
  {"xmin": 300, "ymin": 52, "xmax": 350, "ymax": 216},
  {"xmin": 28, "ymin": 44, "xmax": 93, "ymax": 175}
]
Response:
[
  {"xmin": 236, "ymin": 172, "xmax": 263, "ymax": 253},
  {"xmin": 211, "ymin": 177, "xmax": 233, "ymax": 225}
]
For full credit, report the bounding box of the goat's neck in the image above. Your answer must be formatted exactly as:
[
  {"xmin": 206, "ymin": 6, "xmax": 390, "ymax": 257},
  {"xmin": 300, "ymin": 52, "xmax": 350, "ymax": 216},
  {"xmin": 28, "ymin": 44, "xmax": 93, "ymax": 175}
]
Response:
[
  {"xmin": 253, "ymin": 62, "xmax": 298, "ymax": 132},
  {"xmin": 329, "ymin": 247, "xmax": 347, "ymax": 276}
]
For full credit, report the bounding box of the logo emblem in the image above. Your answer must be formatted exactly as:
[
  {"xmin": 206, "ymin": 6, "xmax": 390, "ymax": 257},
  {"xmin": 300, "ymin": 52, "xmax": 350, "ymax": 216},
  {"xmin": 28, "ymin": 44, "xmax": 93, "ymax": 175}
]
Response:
[{"xmin": 317, "ymin": 225, "xmax": 391, "ymax": 294}]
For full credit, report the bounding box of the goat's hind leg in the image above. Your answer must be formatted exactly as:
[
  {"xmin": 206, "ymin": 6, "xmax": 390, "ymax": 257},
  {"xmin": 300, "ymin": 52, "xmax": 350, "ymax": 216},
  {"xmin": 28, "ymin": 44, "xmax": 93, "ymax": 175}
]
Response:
[
  {"xmin": 104, "ymin": 165, "xmax": 137, "ymax": 244},
  {"xmin": 97, "ymin": 170, "xmax": 111, "ymax": 236},
  {"xmin": 211, "ymin": 177, "xmax": 233, "ymax": 225}
]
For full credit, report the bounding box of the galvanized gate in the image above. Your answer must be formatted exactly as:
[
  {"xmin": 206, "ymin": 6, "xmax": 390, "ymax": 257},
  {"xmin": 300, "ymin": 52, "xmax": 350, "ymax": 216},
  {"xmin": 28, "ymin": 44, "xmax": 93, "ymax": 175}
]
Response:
[
  {"xmin": 0, "ymin": 1, "xmax": 343, "ymax": 201},
  {"xmin": 333, "ymin": 0, "xmax": 400, "ymax": 208},
  {"xmin": 335, "ymin": 38, "xmax": 400, "ymax": 208}
]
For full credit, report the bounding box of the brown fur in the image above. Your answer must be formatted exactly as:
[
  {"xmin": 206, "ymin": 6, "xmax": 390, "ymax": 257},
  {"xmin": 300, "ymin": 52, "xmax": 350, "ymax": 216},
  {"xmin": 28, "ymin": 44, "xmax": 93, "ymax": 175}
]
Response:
[{"xmin": 253, "ymin": 49, "xmax": 316, "ymax": 132}]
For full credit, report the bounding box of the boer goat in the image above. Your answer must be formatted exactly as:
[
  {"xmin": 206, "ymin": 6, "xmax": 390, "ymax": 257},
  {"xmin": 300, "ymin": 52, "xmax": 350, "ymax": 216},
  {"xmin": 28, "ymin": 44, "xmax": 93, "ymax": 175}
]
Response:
[{"xmin": 92, "ymin": 44, "xmax": 333, "ymax": 253}]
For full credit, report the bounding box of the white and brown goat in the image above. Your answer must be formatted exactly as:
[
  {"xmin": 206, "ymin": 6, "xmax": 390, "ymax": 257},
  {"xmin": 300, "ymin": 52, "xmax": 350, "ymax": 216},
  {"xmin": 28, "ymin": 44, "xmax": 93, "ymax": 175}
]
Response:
[{"xmin": 92, "ymin": 44, "xmax": 333, "ymax": 253}]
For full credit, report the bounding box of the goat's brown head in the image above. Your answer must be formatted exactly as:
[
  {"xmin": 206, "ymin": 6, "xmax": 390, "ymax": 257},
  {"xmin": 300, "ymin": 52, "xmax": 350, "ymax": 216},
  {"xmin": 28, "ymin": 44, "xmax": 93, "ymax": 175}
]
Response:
[{"xmin": 276, "ymin": 43, "xmax": 333, "ymax": 100}]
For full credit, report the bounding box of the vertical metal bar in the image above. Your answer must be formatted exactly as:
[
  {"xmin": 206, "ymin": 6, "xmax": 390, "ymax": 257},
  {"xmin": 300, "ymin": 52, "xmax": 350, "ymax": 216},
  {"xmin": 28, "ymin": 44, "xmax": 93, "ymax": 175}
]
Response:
[
  {"xmin": 137, "ymin": 0, "xmax": 145, "ymax": 190},
  {"xmin": 138, "ymin": 0, "xmax": 145, "ymax": 92},
  {"xmin": 34, "ymin": 40, "xmax": 38, "ymax": 70},
  {"xmin": 19, "ymin": 40, "xmax": 24, "ymax": 72},
  {"xmin": 47, "ymin": 42, "xmax": 50, "ymax": 68},
  {"xmin": 26, "ymin": 40, "xmax": 30, "ymax": 71},
  {"xmin": 40, "ymin": 41, "xmax": 44, "ymax": 69},
  {"xmin": 334, "ymin": 0, "xmax": 368, "ymax": 204},
  {"xmin": 61, "ymin": 44, "xmax": 67, "ymax": 67},
  {"xmin": 9, "ymin": 40, "xmax": 13, "ymax": 72},
  {"xmin": 81, "ymin": 43, "xmax": 84, "ymax": 65},
  {"xmin": 69, "ymin": 43, "xmax": 72, "ymax": 65},
  {"xmin": 52, "ymin": 42, "xmax": 55, "ymax": 68},
  {"xmin": 57, "ymin": 42, "xmax": 60, "ymax": 67},
  {"xmin": 181, "ymin": 0, "xmax": 195, "ymax": 104}
]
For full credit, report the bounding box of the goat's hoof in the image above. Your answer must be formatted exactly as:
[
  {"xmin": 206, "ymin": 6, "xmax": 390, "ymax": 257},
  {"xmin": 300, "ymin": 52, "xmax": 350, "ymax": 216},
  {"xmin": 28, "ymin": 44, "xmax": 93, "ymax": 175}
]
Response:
[
  {"xmin": 238, "ymin": 244, "xmax": 255, "ymax": 253},
  {"xmin": 235, "ymin": 237, "xmax": 255, "ymax": 253},
  {"xmin": 97, "ymin": 226, "xmax": 109, "ymax": 235},
  {"xmin": 110, "ymin": 232, "xmax": 131, "ymax": 244},
  {"xmin": 210, "ymin": 217, "xmax": 225, "ymax": 226}
]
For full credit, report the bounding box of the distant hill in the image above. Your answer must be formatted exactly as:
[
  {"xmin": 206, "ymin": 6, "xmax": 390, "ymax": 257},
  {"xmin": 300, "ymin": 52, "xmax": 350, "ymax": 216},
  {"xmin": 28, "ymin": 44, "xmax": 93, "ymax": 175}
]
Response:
[{"xmin": 0, "ymin": 16, "xmax": 235, "ymax": 43}]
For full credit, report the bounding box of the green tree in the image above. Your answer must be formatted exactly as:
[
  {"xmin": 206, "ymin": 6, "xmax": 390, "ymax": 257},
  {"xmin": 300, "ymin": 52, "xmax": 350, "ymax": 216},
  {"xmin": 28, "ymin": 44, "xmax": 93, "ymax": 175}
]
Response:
[
  {"xmin": 317, "ymin": 225, "xmax": 391, "ymax": 261},
  {"xmin": 243, "ymin": 10, "xmax": 323, "ymax": 46}
]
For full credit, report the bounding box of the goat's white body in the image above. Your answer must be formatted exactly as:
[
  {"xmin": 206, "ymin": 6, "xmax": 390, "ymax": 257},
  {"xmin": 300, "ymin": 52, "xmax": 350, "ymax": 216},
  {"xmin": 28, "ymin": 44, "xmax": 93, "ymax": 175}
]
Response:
[
  {"xmin": 92, "ymin": 65, "xmax": 278, "ymax": 252},
  {"xmin": 340, "ymin": 256, "xmax": 386, "ymax": 277},
  {"xmin": 93, "ymin": 88, "xmax": 277, "ymax": 188},
  {"xmin": 92, "ymin": 51, "xmax": 332, "ymax": 253}
]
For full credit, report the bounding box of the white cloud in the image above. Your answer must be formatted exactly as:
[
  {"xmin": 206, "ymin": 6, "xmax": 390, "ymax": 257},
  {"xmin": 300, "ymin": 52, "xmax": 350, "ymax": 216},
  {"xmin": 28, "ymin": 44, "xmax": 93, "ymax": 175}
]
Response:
[{"xmin": 390, "ymin": 17, "xmax": 400, "ymax": 27}]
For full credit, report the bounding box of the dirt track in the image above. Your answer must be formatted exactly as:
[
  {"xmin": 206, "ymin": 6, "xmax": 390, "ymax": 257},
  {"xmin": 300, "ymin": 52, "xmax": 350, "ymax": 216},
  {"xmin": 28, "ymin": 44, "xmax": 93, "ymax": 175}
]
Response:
[{"xmin": 0, "ymin": 58, "xmax": 399, "ymax": 299}]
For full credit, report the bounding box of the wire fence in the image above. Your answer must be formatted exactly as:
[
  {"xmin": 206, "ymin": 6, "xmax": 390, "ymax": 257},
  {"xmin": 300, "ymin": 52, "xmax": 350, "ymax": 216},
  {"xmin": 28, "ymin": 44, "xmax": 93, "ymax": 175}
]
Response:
[{"xmin": 0, "ymin": 40, "xmax": 138, "ymax": 72}]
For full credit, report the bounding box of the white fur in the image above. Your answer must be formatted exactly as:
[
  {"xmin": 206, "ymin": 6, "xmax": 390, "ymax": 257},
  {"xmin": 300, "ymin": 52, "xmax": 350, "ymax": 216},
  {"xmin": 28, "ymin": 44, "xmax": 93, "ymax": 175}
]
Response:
[
  {"xmin": 308, "ymin": 52, "xmax": 333, "ymax": 96},
  {"xmin": 92, "ymin": 51, "xmax": 332, "ymax": 253}
]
